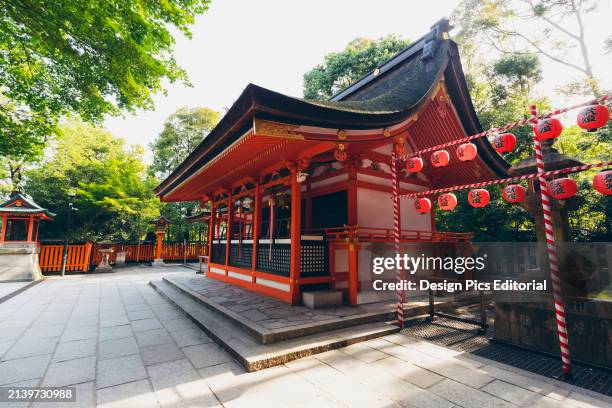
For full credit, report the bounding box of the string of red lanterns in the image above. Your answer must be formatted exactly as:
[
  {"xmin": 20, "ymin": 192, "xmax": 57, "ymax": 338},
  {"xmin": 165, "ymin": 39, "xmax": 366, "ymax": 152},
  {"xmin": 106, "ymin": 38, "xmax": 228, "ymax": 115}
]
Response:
[
  {"xmin": 401, "ymin": 99, "xmax": 609, "ymax": 172},
  {"xmin": 397, "ymin": 94, "xmax": 612, "ymax": 163},
  {"xmin": 408, "ymin": 162, "xmax": 611, "ymax": 213}
]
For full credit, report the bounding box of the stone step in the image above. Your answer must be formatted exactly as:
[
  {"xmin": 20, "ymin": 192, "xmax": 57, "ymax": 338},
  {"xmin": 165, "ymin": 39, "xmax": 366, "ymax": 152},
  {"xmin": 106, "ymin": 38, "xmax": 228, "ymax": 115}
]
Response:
[
  {"xmin": 150, "ymin": 279, "xmax": 400, "ymax": 372},
  {"xmin": 160, "ymin": 276, "xmax": 403, "ymax": 345}
]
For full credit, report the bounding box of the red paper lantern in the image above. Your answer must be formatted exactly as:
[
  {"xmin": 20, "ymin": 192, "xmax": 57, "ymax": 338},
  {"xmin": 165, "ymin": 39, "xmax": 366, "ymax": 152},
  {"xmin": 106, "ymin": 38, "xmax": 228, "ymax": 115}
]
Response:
[
  {"xmin": 534, "ymin": 118, "xmax": 563, "ymax": 141},
  {"xmin": 492, "ymin": 133, "xmax": 517, "ymax": 154},
  {"xmin": 577, "ymin": 105, "xmax": 609, "ymax": 132},
  {"xmin": 414, "ymin": 198, "xmax": 432, "ymax": 214},
  {"xmin": 468, "ymin": 189, "xmax": 490, "ymax": 208},
  {"xmin": 406, "ymin": 157, "xmax": 424, "ymax": 173},
  {"xmin": 502, "ymin": 184, "xmax": 526, "ymax": 203},
  {"xmin": 431, "ymin": 150, "xmax": 450, "ymax": 167},
  {"xmin": 438, "ymin": 193, "xmax": 457, "ymax": 211},
  {"xmin": 457, "ymin": 143, "xmax": 478, "ymax": 162},
  {"xmin": 549, "ymin": 178, "xmax": 577, "ymax": 199},
  {"xmin": 593, "ymin": 170, "xmax": 612, "ymax": 195}
]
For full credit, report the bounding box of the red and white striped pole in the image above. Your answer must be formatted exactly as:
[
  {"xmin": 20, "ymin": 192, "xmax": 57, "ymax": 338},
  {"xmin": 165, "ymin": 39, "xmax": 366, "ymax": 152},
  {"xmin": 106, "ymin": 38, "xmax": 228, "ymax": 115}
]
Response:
[
  {"xmin": 391, "ymin": 152, "xmax": 404, "ymax": 328},
  {"xmin": 531, "ymin": 104, "xmax": 572, "ymax": 378}
]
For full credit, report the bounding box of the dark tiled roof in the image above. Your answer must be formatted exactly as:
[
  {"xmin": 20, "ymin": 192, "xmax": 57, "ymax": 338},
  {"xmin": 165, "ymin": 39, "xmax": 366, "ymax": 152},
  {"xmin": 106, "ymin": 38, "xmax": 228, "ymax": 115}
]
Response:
[
  {"xmin": 0, "ymin": 192, "xmax": 55, "ymax": 218},
  {"xmin": 155, "ymin": 19, "xmax": 508, "ymax": 198}
]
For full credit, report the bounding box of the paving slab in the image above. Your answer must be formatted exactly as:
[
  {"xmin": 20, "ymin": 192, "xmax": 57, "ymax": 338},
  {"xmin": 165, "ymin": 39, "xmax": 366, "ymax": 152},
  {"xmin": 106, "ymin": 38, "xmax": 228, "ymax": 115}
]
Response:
[
  {"xmin": 0, "ymin": 354, "xmax": 51, "ymax": 385},
  {"xmin": 134, "ymin": 327, "xmax": 174, "ymax": 347},
  {"xmin": 96, "ymin": 379, "xmax": 159, "ymax": 408},
  {"xmin": 52, "ymin": 338, "xmax": 97, "ymax": 362},
  {"xmin": 2, "ymin": 337, "xmax": 59, "ymax": 361},
  {"xmin": 99, "ymin": 324, "xmax": 133, "ymax": 342},
  {"xmin": 97, "ymin": 354, "xmax": 148, "ymax": 389},
  {"xmin": 41, "ymin": 356, "xmax": 97, "ymax": 387},
  {"xmin": 98, "ymin": 336, "xmax": 140, "ymax": 360},
  {"xmin": 141, "ymin": 343, "xmax": 185, "ymax": 366}
]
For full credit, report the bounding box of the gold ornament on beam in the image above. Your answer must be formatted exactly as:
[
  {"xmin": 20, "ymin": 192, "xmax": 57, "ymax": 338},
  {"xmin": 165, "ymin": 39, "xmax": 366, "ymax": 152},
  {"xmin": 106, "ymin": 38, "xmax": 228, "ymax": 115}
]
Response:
[{"xmin": 334, "ymin": 142, "xmax": 347, "ymax": 162}]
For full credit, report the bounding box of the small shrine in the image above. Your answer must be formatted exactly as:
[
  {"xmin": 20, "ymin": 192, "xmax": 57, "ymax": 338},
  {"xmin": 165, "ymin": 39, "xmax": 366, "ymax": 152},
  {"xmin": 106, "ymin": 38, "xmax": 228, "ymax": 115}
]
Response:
[{"xmin": 0, "ymin": 192, "xmax": 55, "ymax": 281}]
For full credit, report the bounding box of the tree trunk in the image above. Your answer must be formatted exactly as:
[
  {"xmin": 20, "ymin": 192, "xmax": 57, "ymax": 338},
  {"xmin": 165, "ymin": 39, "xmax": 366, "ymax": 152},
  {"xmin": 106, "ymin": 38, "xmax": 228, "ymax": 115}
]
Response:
[{"xmin": 8, "ymin": 161, "xmax": 23, "ymax": 192}]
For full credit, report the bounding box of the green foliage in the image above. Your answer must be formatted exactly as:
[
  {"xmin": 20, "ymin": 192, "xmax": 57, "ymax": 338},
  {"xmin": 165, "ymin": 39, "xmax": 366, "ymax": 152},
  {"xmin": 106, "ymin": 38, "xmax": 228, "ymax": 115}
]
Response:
[
  {"xmin": 24, "ymin": 119, "xmax": 160, "ymax": 241},
  {"xmin": 452, "ymin": 0, "xmax": 603, "ymax": 96},
  {"xmin": 303, "ymin": 35, "xmax": 411, "ymax": 101},
  {"xmin": 0, "ymin": 0, "xmax": 210, "ymax": 166},
  {"xmin": 437, "ymin": 47, "xmax": 611, "ymax": 242},
  {"xmin": 159, "ymin": 200, "xmax": 208, "ymax": 243},
  {"xmin": 149, "ymin": 107, "xmax": 220, "ymax": 178},
  {"xmin": 149, "ymin": 106, "xmax": 220, "ymax": 242}
]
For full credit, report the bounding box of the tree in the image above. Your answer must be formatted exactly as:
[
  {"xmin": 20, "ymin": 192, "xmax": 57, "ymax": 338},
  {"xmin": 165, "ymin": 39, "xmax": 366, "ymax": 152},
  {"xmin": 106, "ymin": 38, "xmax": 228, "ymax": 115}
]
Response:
[
  {"xmin": 24, "ymin": 119, "xmax": 160, "ymax": 241},
  {"xmin": 149, "ymin": 106, "xmax": 219, "ymax": 242},
  {"xmin": 149, "ymin": 107, "xmax": 220, "ymax": 179},
  {"xmin": 437, "ymin": 48, "xmax": 611, "ymax": 241},
  {"xmin": 452, "ymin": 0, "xmax": 604, "ymax": 96},
  {"xmin": 303, "ymin": 35, "xmax": 411, "ymax": 101},
  {"xmin": 0, "ymin": 0, "xmax": 211, "ymax": 177},
  {"xmin": 436, "ymin": 53, "xmax": 546, "ymax": 241}
]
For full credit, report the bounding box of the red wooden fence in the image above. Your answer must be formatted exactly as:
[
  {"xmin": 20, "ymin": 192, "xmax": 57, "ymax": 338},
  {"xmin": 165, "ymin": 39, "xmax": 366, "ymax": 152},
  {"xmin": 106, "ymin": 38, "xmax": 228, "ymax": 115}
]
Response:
[
  {"xmin": 39, "ymin": 242, "xmax": 208, "ymax": 273},
  {"xmin": 39, "ymin": 243, "xmax": 93, "ymax": 272}
]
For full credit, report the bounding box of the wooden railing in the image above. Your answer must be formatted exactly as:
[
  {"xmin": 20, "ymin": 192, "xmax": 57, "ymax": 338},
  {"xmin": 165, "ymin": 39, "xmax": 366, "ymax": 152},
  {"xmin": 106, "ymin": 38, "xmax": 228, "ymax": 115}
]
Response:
[
  {"xmin": 309, "ymin": 226, "xmax": 472, "ymax": 243},
  {"xmin": 39, "ymin": 241, "xmax": 208, "ymax": 273},
  {"xmin": 39, "ymin": 242, "xmax": 93, "ymax": 272}
]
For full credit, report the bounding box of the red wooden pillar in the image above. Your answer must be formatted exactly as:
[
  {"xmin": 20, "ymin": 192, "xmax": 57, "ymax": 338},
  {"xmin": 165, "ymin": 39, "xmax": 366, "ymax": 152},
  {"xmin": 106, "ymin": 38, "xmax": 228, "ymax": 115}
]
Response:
[
  {"xmin": 26, "ymin": 215, "xmax": 34, "ymax": 242},
  {"xmin": 289, "ymin": 171, "xmax": 302, "ymax": 305},
  {"xmin": 225, "ymin": 193, "xmax": 233, "ymax": 274},
  {"xmin": 155, "ymin": 232, "xmax": 164, "ymax": 260},
  {"xmin": 0, "ymin": 215, "xmax": 7, "ymax": 242},
  {"xmin": 348, "ymin": 239, "xmax": 359, "ymax": 306},
  {"xmin": 305, "ymin": 178, "xmax": 312, "ymax": 231},
  {"xmin": 208, "ymin": 200, "xmax": 216, "ymax": 259},
  {"xmin": 252, "ymin": 183, "xmax": 261, "ymax": 281},
  {"xmin": 347, "ymin": 158, "xmax": 358, "ymax": 226}
]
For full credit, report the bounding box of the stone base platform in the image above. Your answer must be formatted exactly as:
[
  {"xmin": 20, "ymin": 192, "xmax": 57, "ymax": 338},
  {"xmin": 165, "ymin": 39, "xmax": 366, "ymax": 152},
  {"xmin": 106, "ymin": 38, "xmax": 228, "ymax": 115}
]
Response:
[
  {"xmin": 149, "ymin": 275, "xmax": 465, "ymax": 371},
  {"xmin": 0, "ymin": 243, "xmax": 43, "ymax": 282}
]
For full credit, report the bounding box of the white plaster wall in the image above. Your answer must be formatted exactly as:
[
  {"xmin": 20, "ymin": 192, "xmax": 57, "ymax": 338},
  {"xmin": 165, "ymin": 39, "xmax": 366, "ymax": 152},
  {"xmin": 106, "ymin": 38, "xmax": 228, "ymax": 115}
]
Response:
[{"xmin": 356, "ymin": 188, "xmax": 431, "ymax": 231}]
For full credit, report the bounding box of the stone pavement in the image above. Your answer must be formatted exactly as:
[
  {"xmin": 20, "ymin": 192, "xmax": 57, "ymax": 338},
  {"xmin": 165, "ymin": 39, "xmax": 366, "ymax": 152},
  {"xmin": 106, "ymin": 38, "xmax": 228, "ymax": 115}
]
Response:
[
  {"xmin": 0, "ymin": 281, "xmax": 34, "ymax": 303},
  {"xmin": 0, "ymin": 265, "xmax": 609, "ymax": 407}
]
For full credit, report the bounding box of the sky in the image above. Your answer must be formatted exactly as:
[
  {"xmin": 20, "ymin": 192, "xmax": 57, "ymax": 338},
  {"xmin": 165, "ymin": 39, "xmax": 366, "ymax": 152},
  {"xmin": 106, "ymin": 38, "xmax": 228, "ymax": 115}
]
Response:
[{"xmin": 103, "ymin": 0, "xmax": 612, "ymax": 161}]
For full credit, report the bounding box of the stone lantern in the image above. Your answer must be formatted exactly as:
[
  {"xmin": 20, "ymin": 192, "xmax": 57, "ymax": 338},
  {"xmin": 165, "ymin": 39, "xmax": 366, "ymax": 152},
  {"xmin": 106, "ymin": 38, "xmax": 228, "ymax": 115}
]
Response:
[
  {"xmin": 150, "ymin": 216, "xmax": 170, "ymax": 266},
  {"xmin": 493, "ymin": 138, "xmax": 609, "ymax": 367},
  {"xmin": 95, "ymin": 239, "xmax": 114, "ymax": 273},
  {"xmin": 507, "ymin": 138, "xmax": 586, "ymax": 288}
]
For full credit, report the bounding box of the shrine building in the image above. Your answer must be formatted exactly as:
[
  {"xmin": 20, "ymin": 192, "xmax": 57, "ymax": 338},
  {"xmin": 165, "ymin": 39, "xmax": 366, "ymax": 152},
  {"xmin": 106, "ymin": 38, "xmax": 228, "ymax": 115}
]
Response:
[{"xmin": 155, "ymin": 19, "xmax": 509, "ymax": 305}]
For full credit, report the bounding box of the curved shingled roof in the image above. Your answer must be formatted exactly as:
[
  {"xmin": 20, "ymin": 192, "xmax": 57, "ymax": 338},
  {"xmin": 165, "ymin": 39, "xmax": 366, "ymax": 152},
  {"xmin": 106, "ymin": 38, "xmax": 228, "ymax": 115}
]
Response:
[
  {"xmin": 155, "ymin": 19, "xmax": 509, "ymax": 198},
  {"xmin": 0, "ymin": 192, "xmax": 55, "ymax": 218}
]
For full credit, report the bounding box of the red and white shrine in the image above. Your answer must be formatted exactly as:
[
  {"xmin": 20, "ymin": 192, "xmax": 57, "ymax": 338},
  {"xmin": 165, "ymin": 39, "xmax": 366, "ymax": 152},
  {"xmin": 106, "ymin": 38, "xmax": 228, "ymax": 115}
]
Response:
[{"xmin": 155, "ymin": 20, "xmax": 510, "ymax": 305}]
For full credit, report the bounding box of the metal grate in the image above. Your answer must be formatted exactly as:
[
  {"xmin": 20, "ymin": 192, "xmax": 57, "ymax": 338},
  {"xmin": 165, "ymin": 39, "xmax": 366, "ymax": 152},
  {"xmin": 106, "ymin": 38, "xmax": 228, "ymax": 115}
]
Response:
[
  {"xmin": 402, "ymin": 314, "xmax": 612, "ymax": 397},
  {"xmin": 228, "ymin": 243, "xmax": 252, "ymax": 269},
  {"xmin": 210, "ymin": 243, "xmax": 226, "ymax": 264},
  {"xmin": 256, "ymin": 242, "xmax": 291, "ymax": 276},
  {"xmin": 300, "ymin": 241, "xmax": 328, "ymax": 277}
]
